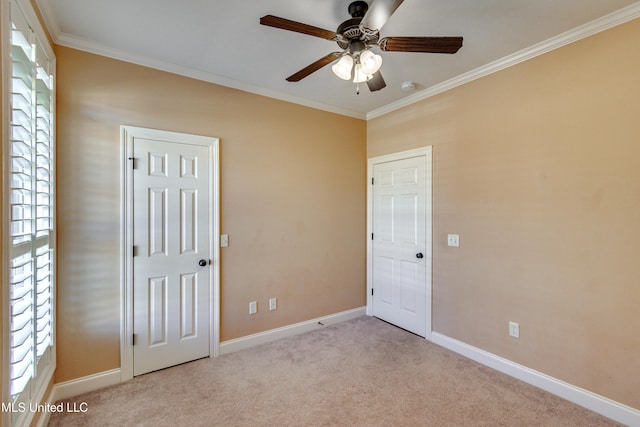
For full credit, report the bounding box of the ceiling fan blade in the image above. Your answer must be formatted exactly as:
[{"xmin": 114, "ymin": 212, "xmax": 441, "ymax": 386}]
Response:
[
  {"xmin": 359, "ymin": 0, "xmax": 404, "ymax": 33},
  {"xmin": 379, "ymin": 36, "xmax": 463, "ymax": 53},
  {"xmin": 260, "ymin": 15, "xmax": 337, "ymax": 40},
  {"xmin": 286, "ymin": 52, "xmax": 342, "ymax": 82},
  {"xmin": 367, "ymin": 71, "xmax": 386, "ymax": 92}
]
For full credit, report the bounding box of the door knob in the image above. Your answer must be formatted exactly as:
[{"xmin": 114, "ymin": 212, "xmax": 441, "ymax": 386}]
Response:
[
  {"xmin": 198, "ymin": 259, "xmax": 208, "ymax": 267},
  {"xmin": 416, "ymin": 253, "xmax": 424, "ymax": 259}
]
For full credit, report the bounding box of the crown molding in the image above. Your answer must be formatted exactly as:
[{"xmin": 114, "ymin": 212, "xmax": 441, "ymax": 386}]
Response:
[
  {"xmin": 53, "ymin": 32, "xmax": 366, "ymax": 120},
  {"xmin": 366, "ymin": 2, "xmax": 640, "ymax": 120},
  {"xmin": 34, "ymin": 1, "xmax": 640, "ymax": 122}
]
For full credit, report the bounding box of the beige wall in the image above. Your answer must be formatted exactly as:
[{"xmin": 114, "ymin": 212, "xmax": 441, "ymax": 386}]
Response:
[
  {"xmin": 22, "ymin": 11, "xmax": 640, "ymax": 412},
  {"xmin": 368, "ymin": 19, "xmax": 640, "ymax": 409},
  {"xmin": 55, "ymin": 46, "xmax": 366, "ymax": 382}
]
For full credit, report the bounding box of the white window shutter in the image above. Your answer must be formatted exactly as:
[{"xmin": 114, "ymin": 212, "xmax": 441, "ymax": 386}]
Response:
[{"xmin": 6, "ymin": 0, "xmax": 55, "ymax": 405}]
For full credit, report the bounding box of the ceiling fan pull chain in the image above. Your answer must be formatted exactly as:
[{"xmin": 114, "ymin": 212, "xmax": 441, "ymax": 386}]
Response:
[{"xmin": 356, "ymin": 82, "xmax": 360, "ymax": 95}]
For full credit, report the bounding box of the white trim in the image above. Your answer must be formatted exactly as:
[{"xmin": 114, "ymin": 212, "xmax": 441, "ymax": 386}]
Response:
[
  {"xmin": 210, "ymin": 141, "xmax": 221, "ymax": 358},
  {"xmin": 34, "ymin": 380, "xmax": 58, "ymax": 427},
  {"xmin": 120, "ymin": 132, "xmax": 134, "ymax": 381},
  {"xmin": 51, "ymin": 32, "xmax": 366, "ymax": 120},
  {"xmin": 2, "ymin": 1, "xmax": 56, "ymax": 425},
  {"xmin": 430, "ymin": 332, "xmax": 640, "ymax": 426},
  {"xmin": 36, "ymin": 320, "xmax": 640, "ymax": 427},
  {"xmin": 47, "ymin": 308, "xmax": 363, "ymax": 397},
  {"xmin": 120, "ymin": 126, "xmax": 220, "ymax": 380},
  {"xmin": 35, "ymin": 389, "xmax": 53, "ymax": 427},
  {"xmin": 8, "ymin": 363, "xmax": 55, "ymax": 427},
  {"xmin": 34, "ymin": 325, "xmax": 640, "ymax": 427},
  {"xmin": 1, "ymin": 3, "xmax": 12, "ymax": 426},
  {"xmin": 220, "ymin": 307, "xmax": 366, "ymax": 355},
  {"xmin": 15, "ymin": 0, "xmax": 55, "ymax": 60},
  {"xmin": 366, "ymin": 147, "xmax": 433, "ymax": 339},
  {"xmin": 367, "ymin": 2, "xmax": 640, "ymax": 120},
  {"xmin": 34, "ymin": 2, "xmax": 640, "ymax": 121},
  {"xmin": 52, "ymin": 369, "xmax": 122, "ymax": 402}
]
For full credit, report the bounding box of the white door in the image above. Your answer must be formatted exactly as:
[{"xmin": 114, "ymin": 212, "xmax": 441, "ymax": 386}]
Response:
[
  {"xmin": 371, "ymin": 152, "xmax": 430, "ymax": 337},
  {"xmin": 132, "ymin": 135, "xmax": 211, "ymax": 376}
]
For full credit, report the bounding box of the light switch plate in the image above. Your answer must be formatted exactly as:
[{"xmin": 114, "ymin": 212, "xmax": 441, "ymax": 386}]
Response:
[
  {"xmin": 447, "ymin": 234, "xmax": 460, "ymax": 247},
  {"xmin": 220, "ymin": 234, "xmax": 229, "ymax": 248}
]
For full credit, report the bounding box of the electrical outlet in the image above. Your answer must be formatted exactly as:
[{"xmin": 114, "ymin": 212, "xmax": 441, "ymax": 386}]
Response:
[
  {"xmin": 269, "ymin": 298, "xmax": 277, "ymax": 311},
  {"xmin": 509, "ymin": 321, "xmax": 520, "ymax": 338},
  {"xmin": 249, "ymin": 301, "xmax": 257, "ymax": 315}
]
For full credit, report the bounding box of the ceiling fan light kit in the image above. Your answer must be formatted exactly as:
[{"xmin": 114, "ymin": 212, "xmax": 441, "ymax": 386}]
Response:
[
  {"xmin": 331, "ymin": 50, "xmax": 382, "ymax": 84},
  {"xmin": 260, "ymin": 0, "xmax": 463, "ymax": 93},
  {"xmin": 332, "ymin": 55, "xmax": 354, "ymax": 80},
  {"xmin": 353, "ymin": 63, "xmax": 370, "ymax": 83},
  {"xmin": 359, "ymin": 50, "xmax": 383, "ymax": 75}
]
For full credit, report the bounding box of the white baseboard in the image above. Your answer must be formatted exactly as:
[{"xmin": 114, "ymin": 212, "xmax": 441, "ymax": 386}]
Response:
[
  {"xmin": 52, "ymin": 368, "xmax": 122, "ymax": 402},
  {"xmin": 220, "ymin": 306, "xmax": 366, "ymax": 355},
  {"xmin": 40, "ymin": 313, "xmax": 638, "ymax": 426},
  {"xmin": 430, "ymin": 332, "xmax": 640, "ymax": 427}
]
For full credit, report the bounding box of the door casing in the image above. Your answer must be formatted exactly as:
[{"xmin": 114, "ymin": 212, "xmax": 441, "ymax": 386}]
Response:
[
  {"xmin": 120, "ymin": 125, "xmax": 220, "ymax": 381},
  {"xmin": 366, "ymin": 146, "xmax": 432, "ymax": 339}
]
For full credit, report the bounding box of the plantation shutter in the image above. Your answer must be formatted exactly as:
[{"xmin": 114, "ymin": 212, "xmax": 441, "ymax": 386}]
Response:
[{"xmin": 8, "ymin": 0, "xmax": 55, "ymax": 401}]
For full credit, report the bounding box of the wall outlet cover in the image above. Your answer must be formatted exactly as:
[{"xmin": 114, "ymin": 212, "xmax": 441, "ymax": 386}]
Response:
[{"xmin": 509, "ymin": 321, "xmax": 520, "ymax": 338}]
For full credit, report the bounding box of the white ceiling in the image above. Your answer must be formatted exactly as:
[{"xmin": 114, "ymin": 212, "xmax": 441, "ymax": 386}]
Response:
[{"xmin": 38, "ymin": 0, "xmax": 640, "ymax": 119}]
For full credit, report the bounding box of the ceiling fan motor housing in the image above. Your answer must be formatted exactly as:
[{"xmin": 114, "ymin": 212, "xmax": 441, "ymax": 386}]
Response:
[
  {"xmin": 336, "ymin": 1, "xmax": 379, "ymax": 50},
  {"xmin": 348, "ymin": 1, "xmax": 369, "ymax": 18},
  {"xmin": 349, "ymin": 40, "xmax": 366, "ymax": 54}
]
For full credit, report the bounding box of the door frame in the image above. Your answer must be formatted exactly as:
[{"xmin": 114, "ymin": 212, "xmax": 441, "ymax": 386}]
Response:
[
  {"xmin": 120, "ymin": 125, "xmax": 220, "ymax": 381},
  {"xmin": 366, "ymin": 146, "xmax": 432, "ymax": 339}
]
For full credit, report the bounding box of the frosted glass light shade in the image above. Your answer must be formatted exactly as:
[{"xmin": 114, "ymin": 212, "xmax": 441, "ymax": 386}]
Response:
[
  {"xmin": 352, "ymin": 63, "xmax": 370, "ymax": 83},
  {"xmin": 331, "ymin": 55, "xmax": 354, "ymax": 80},
  {"xmin": 359, "ymin": 50, "xmax": 382, "ymax": 75}
]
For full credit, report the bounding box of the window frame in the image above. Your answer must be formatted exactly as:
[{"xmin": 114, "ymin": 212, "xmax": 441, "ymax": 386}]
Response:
[{"xmin": 1, "ymin": 0, "xmax": 56, "ymax": 425}]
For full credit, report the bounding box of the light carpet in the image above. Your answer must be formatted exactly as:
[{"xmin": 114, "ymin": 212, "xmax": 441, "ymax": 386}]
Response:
[{"xmin": 49, "ymin": 316, "xmax": 620, "ymax": 426}]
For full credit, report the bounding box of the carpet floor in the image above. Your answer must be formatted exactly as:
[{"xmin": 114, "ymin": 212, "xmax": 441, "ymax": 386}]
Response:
[{"xmin": 49, "ymin": 316, "xmax": 620, "ymax": 426}]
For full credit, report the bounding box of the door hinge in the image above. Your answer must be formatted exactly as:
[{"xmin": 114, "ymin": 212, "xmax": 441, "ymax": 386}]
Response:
[
  {"xmin": 132, "ymin": 245, "xmax": 138, "ymax": 257},
  {"xmin": 371, "ymin": 233, "xmax": 374, "ymax": 240},
  {"xmin": 132, "ymin": 334, "xmax": 137, "ymax": 346},
  {"xmin": 371, "ymin": 177, "xmax": 374, "ymax": 185},
  {"xmin": 371, "ymin": 288, "xmax": 374, "ymax": 296},
  {"xmin": 128, "ymin": 157, "xmax": 137, "ymax": 169}
]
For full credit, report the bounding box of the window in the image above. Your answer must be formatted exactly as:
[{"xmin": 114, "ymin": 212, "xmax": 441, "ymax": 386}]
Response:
[{"xmin": 3, "ymin": 0, "xmax": 55, "ymax": 424}]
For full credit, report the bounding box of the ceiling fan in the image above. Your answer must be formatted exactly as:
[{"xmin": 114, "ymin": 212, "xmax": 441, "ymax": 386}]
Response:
[{"xmin": 260, "ymin": 0, "xmax": 463, "ymax": 93}]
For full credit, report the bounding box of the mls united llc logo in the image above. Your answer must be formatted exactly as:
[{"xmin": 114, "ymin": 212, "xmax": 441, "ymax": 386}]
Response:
[{"xmin": 2, "ymin": 401, "xmax": 88, "ymax": 413}]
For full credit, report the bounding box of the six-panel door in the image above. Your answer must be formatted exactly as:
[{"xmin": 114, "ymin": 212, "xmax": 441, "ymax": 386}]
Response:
[
  {"xmin": 133, "ymin": 137, "xmax": 210, "ymax": 376},
  {"xmin": 372, "ymin": 155, "xmax": 427, "ymax": 337}
]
